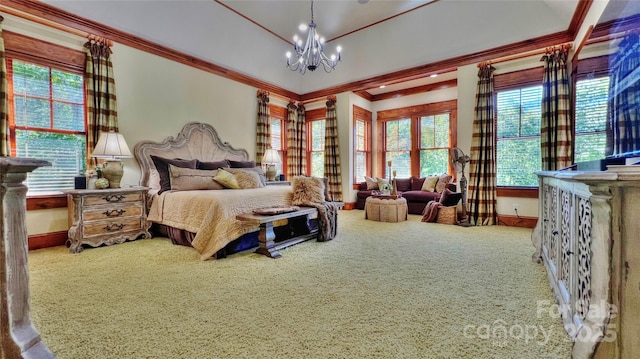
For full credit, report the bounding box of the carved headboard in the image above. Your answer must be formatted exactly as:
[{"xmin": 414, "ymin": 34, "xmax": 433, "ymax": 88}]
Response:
[{"xmin": 133, "ymin": 122, "xmax": 249, "ymax": 192}]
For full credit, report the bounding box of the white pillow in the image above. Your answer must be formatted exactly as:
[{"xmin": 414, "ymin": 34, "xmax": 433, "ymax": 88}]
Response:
[{"xmin": 365, "ymin": 176, "xmax": 379, "ymax": 190}]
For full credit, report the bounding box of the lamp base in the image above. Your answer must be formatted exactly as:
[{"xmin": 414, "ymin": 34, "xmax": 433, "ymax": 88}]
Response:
[
  {"xmin": 101, "ymin": 160, "xmax": 124, "ymax": 188},
  {"xmin": 266, "ymin": 164, "xmax": 277, "ymax": 182}
]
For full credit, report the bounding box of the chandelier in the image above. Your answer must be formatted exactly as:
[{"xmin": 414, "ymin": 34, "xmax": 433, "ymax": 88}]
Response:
[{"xmin": 285, "ymin": 0, "xmax": 342, "ymax": 74}]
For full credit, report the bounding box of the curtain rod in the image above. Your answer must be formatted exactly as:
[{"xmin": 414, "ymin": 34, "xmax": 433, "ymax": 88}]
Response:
[{"xmin": 477, "ymin": 43, "xmax": 573, "ymax": 68}]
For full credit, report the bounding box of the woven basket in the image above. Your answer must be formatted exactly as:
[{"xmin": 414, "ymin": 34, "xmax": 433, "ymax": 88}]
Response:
[{"xmin": 436, "ymin": 206, "xmax": 457, "ymax": 225}]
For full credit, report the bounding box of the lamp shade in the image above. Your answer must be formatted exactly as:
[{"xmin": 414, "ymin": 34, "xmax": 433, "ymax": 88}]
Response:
[
  {"xmin": 262, "ymin": 148, "xmax": 281, "ymax": 164},
  {"xmin": 91, "ymin": 131, "xmax": 133, "ymax": 159}
]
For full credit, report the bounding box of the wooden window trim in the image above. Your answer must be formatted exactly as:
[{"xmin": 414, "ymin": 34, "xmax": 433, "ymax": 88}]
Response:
[
  {"xmin": 305, "ymin": 108, "xmax": 326, "ymax": 176},
  {"xmin": 494, "ymin": 68, "xmax": 543, "ymax": 189},
  {"xmin": 497, "ymin": 186, "xmax": 539, "ymax": 198},
  {"xmin": 268, "ymin": 104, "xmax": 287, "ymax": 174},
  {"xmin": 376, "ymin": 100, "xmax": 457, "ymax": 178},
  {"xmin": 5, "ymin": 31, "xmax": 86, "ymax": 202},
  {"xmin": 353, "ymin": 106, "xmax": 372, "ymax": 189}
]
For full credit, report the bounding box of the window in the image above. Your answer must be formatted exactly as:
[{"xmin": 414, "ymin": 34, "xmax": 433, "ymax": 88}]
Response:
[
  {"xmin": 496, "ymin": 86, "xmax": 542, "ymax": 187},
  {"xmin": 419, "ymin": 114, "xmax": 451, "ymax": 176},
  {"xmin": 353, "ymin": 106, "xmax": 372, "ymax": 184},
  {"xmin": 385, "ymin": 118, "xmax": 411, "ymax": 178},
  {"xmin": 8, "ymin": 59, "xmax": 86, "ymax": 194},
  {"xmin": 268, "ymin": 104, "xmax": 287, "ymax": 173},
  {"xmin": 377, "ymin": 100, "xmax": 457, "ymax": 179},
  {"xmin": 309, "ymin": 119, "xmax": 326, "ymax": 178},
  {"xmin": 574, "ymin": 76, "xmax": 609, "ymax": 163}
]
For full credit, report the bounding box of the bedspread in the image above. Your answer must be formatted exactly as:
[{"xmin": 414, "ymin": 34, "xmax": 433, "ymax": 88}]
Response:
[{"xmin": 148, "ymin": 186, "xmax": 293, "ymax": 260}]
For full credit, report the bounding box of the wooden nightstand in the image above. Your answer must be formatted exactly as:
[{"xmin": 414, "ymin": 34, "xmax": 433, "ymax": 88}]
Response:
[{"xmin": 66, "ymin": 186, "xmax": 152, "ymax": 253}]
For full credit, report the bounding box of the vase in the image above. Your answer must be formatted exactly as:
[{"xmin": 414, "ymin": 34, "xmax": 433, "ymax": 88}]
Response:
[{"xmin": 87, "ymin": 177, "xmax": 97, "ymax": 189}]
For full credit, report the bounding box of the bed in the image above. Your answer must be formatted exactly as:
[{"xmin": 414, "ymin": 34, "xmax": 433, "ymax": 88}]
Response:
[{"xmin": 134, "ymin": 122, "xmax": 313, "ymax": 260}]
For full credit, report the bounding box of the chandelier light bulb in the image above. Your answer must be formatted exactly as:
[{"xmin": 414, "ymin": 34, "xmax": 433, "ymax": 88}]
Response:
[
  {"xmin": 330, "ymin": 54, "xmax": 336, "ymax": 61},
  {"xmin": 286, "ymin": 52, "xmax": 291, "ymax": 58},
  {"xmin": 293, "ymin": 34, "xmax": 298, "ymax": 42},
  {"xmin": 299, "ymin": 24, "xmax": 307, "ymax": 31},
  {"xmin": 337, "ymin": 46, "xmax": 342, "ymax": 53}
]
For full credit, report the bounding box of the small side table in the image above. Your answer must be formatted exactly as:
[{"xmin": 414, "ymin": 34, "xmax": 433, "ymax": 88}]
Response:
[
  {"xmin": 66, "ymin": 186, "xmax": 152, "ymax": 253},
  {"xmin": 365, "ymin": 197, "xmax": 408, "ymax": 222}
]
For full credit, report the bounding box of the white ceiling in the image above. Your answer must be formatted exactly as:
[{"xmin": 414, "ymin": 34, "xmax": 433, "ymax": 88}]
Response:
[{"xmin": 42, "ymin": 0, "xmax": 580, "ymax": 95}]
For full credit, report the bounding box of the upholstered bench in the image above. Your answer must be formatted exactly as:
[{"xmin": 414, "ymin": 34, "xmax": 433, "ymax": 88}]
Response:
[{"xmin": 365, "ymin": 197, "xmax": 408, "ymax": 223}]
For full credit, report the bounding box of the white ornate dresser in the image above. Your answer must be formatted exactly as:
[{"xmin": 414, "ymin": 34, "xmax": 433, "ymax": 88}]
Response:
[{"xmin": 532, "ymin": 168, "xmax": 640, "ymax": 359}]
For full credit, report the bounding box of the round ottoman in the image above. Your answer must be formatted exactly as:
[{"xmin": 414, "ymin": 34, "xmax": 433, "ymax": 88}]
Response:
[{"xmin": 365, "ymin": 197, "xmax": 408, "ymax": 222}]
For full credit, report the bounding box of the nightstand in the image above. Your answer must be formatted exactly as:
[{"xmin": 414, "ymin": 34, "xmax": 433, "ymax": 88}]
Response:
[{"xmin": 66, "ymin": 186, "xmax": 152, "ymax": 253}]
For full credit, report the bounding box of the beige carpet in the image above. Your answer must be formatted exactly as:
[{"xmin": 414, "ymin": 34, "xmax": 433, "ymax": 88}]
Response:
[{"xmin": 28, "ymin": 211, "xmax": 571, "ymax": 359}]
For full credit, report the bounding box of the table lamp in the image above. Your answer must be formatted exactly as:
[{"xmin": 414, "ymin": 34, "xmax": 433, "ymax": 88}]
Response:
[
  {"xmin": 91, "ymin": 131, "xmax": 133, "ymax": 188},
  {"xmin": 262, "ymin": 148, "xmax": 281, "ymax": 182}
]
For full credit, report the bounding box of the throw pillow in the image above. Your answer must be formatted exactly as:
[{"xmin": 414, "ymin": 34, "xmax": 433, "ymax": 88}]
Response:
[
  {"xmin": 421, "ymin": 175, "xmax": 439, "ymax": 192},
  {"xmin": 435, "ymin": 173, "xmax": 453, "ymax": 193},
  {"xmin": 227, "ymin": 167, "xmax": 267, "ymax": 186},
  {"xmin": 213, "ymin": 168, "xmax": 240, "ymax": 189},
  {"xmin": 395, "ymin": 178, "xmax": 412, "ymax": 192},
  {"xmin": 228, "ymin": 160, "xmax": 256, "ymax": 168},
  {"xmin": 291, "ymin": 176, "xmax": 325, "ymax": 205},
  {"xmin": 230, "ymin": 168, "xmax": 264, "ymax": 189},
  {"xmin": 411, "ymin": 176, "xmax": 426, "ymax": 191},
  {"xmin": 376, "ymin": 177, "xmax": 390, "ymax": 191},
  {"xmin": 150, "ymin": 155, "xmax": 198, "ymax": 194},
  {"xmin": 439, "ymin": 188, "xmax": 462, "ymax": 207},
  {"xmin": 364, "ymin": 176, "xmax": 378, "ymax": 190},
  {"xmin": 197, "ymin": 160, "xmax": 229, "ymax": 170},
  {"xmin": 169, "ymin": 165, "xmax": 224, "ymax": 191}
]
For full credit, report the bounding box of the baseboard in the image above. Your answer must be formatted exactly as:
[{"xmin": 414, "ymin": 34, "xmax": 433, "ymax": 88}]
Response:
[
  {"xmin": 497, "ymin": 215, "xmax": 537, "ymax": 228},
  {"xmin": 28, "ymin": 231, "xmax": 68, "ymax": 250},
  {"xmin": 342, "ymin": 202, "xmax": 356, "ymax": 210}
]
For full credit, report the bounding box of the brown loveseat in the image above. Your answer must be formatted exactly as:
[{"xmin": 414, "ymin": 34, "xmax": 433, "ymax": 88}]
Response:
[{"xmin": 356, "ymin": 176, "xmax": 457, "ymax": 215}]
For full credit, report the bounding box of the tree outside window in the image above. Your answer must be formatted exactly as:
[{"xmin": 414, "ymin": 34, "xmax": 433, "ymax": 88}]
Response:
[
  {"xmin": 574, "ymin": 77, "xmax": 609, "ymax": 163},
  {"xmin": 309, "ymin": 119, "xmax": 325, "ymax": 178}
]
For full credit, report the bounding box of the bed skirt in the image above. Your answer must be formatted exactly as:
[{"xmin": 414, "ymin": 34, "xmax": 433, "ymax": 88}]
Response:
[{"xmin": 152, "ymin": 216, "xmax": 319, "ymax": 259}]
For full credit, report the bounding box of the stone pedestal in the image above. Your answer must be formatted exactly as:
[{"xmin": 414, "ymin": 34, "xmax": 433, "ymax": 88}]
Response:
[{"xmin": 1, "ymin": 157, "xmax": 54, "ymax": 358}]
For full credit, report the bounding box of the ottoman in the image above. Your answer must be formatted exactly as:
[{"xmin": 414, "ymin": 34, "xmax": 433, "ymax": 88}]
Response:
[{"xmin": 365, "ymin": 197, "xmax": 408, "ymax": 222}]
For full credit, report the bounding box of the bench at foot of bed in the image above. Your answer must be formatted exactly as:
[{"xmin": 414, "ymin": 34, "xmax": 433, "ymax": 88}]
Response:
[{"xmin": 236, "ymin": 207, "xmax": 319, "ymax": 258}]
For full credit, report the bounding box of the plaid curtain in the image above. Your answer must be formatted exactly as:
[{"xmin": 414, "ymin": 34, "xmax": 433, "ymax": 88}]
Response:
[
  {"xmin": 541, "ymin": 46, "xmax": 572, "ymax": 170},
  {"xmin": 608, "ymin": 33, "xmax": 640, "ymax": 155},
  {"xmin": 468, "ymin": 64, "xmax": 497, "ymax": 226},
  {"xmin": 324, "ymin": 97, "xmax": 342, "ymax": 201},
  {"xmin": 256, "ymin": 90, "xmax": 271, "ymax": 166},
  {"xmin": 84, "ymin": 39, "xmax": 118, "ymax": 165},
  {"xmin": 286, "ymin": 101, "xmax": 307, "ymax": 178},
  {"xmin": 0, "ymin": 19, "xmax": 8, "ymax": 156}
]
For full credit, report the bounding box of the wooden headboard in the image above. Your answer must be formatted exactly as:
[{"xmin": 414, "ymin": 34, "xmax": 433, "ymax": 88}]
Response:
[{"xmin": 133, "ymin": 122, "xmax": 249, "ymax": 191}]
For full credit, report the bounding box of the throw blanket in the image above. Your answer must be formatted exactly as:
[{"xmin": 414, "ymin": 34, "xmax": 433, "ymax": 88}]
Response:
[
  {"xmin": 148, "ymin": 187, "xmax": 293, "ymax": 260},
  {"xmin": 307, "ymin": 201, "xmax": 341, "ymax": 242},
  {"xmin": 421, "ymin": 200, "xmax": 442, "ymax": 223}
]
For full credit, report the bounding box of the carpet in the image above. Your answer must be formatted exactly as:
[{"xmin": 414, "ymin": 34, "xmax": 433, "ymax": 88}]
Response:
[{"xmin": 28, "ymin": 210, "xmax": 571, "ymax": 358}]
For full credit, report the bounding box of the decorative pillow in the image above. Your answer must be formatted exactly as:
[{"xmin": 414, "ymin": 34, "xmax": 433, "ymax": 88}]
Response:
[
  {"xmin": 439, "ymin": 188, "xmax": 463, "ymax": 207},
  {"xmin": 213, "ymin": 168, "xmax": 240, "ymax": 189},
  {"xmin": 364, "ymin": 176, "xmax": 379, "ymax": 190},
  {"xmin": 227, "ymin": 167, "xmax": 267, "ymax": 186},
  {"xmin": 197, "ymin": 160, "xmax": 229, "ymax": 170},
  {"xmin": 411, "ymin": 176, "xmax": 426, "ymax": 191},
  {"xmin": 435, "ymin": 173, "xmax": 453, "ymax": 193},
  {"xmin": 228, "ymin": 160, "xmax": 256, "ymax": 168},
  {"xmin": 150, "ymin": 155, "xmax": 198, "ymax": 194},
  {"xmin": 169, "ymin": 165, "xmax": 224, "ymax": 191},
  {"xmin": 394, "ymin": 178, "xmax": 412, "ymax": 192},
  {"xmin": 421, "ymin": 175, "xmax": 440, "ymax": 192},
  {"xmin": 375, "ymin": 177, "xmax": 390, "ymax": 191},
  {"xmin": 291, "ymin": 176, "xmax": 326, "ymax": 205},
  {"xmin": 230, "ymin": 168, "xmax": 264, "ymax": 189}
]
